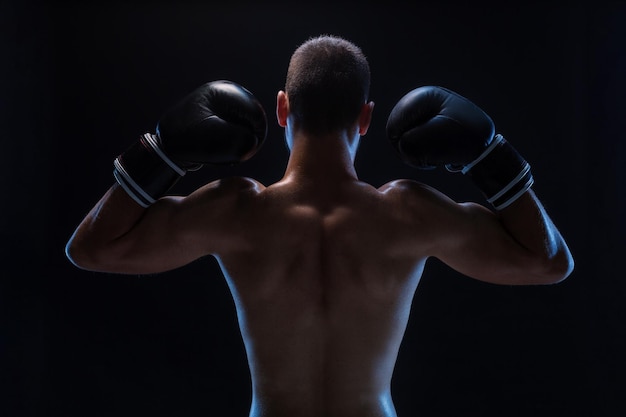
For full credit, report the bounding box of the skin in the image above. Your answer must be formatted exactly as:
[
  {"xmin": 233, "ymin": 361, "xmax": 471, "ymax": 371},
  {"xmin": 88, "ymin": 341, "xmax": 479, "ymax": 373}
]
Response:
[{"xmin": 66, "ymin": 90, "xmax": 574, "ymax": 417}]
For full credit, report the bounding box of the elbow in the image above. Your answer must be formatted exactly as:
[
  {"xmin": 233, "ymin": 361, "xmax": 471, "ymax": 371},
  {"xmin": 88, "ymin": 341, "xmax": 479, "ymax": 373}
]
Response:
[
  {"xmin": 65, "ymin": 234, "xmax": 134, "ymax": 274},
  {"xmin": 530, "ymin": 249, "xmax": 575, "ymax": 285},
  {"xmin": 65, "ymin": 237, "xmax": 92, "ymax": 270},
  {"xmin": 551, "ymin": 251, "xmax": 575, "ymax": 284},
  {"xmin": 65, "ymin": 236, "xmax": 108, "ymax": 272}
]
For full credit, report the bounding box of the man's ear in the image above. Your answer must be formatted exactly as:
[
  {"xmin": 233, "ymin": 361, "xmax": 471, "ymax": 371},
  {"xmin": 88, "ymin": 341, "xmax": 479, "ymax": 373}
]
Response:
[
  {"xmin": 358, "ymin": 101, "xmax": 375, "ymax": 136},
  {"xmin": 276, "ymin": 91, "xmax": 289, "ymax": 127}
]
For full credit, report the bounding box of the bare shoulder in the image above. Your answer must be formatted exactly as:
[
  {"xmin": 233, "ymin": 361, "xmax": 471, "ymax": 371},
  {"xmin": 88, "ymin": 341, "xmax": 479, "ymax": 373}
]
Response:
[
  {"xmin": 176, "ymin": 176, "xmax": 266, "ymax": 229},
  {"xmin": 375, "ymin": 178, "xmax": 484, "ymax": 236},
  {"xmin": 378, "ymin": 179, "xmax": 456, "ymax": 209},
  {"xmin": 187, "ymin": 176, "xmax": 265, "ymax": 204},
  {"xmin": 205, "ymin": 176, "xmax": 264, "ymax": 193},
  {"xmin": 165, "ymin": 176, "xmax": 266, "ymax": 255},
  {"xmin": 378, "ymin": 178, "xmax": 433, "ymax": 193}
]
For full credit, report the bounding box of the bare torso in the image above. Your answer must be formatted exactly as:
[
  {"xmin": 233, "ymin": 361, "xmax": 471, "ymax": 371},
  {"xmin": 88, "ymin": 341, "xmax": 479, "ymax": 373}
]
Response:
[
  {"xmin": 212, "ymin": 177, "xmax": 428, "ymax": 417},
  {"xmin": 65, "ymin": 134, "xmax": 572, "ymax": 417},
  {"xmin": 64, "ymin": 70, "xmax": 573, "ymax": 417}
]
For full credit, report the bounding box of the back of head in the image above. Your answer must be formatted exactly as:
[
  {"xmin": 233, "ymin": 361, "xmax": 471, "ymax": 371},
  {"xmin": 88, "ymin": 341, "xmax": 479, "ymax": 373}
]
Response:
[{"xmin": 285, "ymin": 35, "xmax": 371, "ymax": 135}]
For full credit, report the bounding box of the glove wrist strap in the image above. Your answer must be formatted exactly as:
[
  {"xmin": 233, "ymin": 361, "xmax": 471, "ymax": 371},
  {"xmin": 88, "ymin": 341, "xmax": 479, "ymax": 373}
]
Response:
[
  {"xmin": 465, "ymin": 134, "xmax": 534, "ymax": 210},
  {"xmin": 113, "ymin": 133, "xmax": 185, "ymax": 207}
]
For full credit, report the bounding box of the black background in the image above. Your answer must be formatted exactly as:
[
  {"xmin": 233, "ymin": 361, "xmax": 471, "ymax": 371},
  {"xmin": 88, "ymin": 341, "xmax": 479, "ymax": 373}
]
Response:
[{"xmin": 2, "ymin": 1, "xmax": 625, "ymax": 416}]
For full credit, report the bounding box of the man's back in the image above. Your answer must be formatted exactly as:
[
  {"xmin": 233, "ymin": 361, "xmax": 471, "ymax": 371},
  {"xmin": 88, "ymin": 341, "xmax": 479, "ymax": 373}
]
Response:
[
  {"xmin": 65, "ymin": 35, "xmax": 573, "ymax": 417},
  {"xmin": 212, "ymin": 176, "xmax": 426, "ymax": 417}
]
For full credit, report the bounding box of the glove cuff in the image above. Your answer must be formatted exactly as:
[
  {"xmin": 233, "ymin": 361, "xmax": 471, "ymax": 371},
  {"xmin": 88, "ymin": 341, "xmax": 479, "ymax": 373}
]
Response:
[
  {"xmin": 464, "ymin": 134, "xmax": 534, "ymax": 210},
  {"xmin": 113, "ymin": 133, "xmax": 185, "ymax": 207}
]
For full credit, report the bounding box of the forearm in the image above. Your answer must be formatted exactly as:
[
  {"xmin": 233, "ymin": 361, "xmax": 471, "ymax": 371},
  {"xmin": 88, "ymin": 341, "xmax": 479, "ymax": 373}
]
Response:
[
  {"xmin": 65, "ymin": 183, "xmax": 147, "ymax": 270},
  {"xmin": 496, "ymin": 189, "xmax": 574, "ymax": 282}
]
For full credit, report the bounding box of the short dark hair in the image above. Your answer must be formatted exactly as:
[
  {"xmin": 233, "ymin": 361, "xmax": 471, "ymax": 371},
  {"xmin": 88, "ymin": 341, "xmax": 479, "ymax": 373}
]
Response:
[{"xmin": 285, "ymin": 35, "xmax": 371, "ymax": 135}]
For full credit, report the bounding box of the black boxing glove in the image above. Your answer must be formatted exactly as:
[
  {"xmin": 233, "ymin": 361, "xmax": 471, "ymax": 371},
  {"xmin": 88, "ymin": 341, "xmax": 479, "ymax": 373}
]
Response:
[
  {"xmin": 113, "ymin": 80, "xmax": 267, "ymax": 207},
  {"xmin": 386, "ymin": 86, "xmax": 533, "ymax": 210}
]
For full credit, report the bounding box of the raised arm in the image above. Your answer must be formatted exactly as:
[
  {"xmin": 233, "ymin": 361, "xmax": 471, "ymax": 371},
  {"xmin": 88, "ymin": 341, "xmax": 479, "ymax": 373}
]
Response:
[
  {"xmin": 432, "ymin": 188, "xmax": 572, "ymax": 285},
  {"xmin": 66, "ymin": 80, "xmax": 267, "ymax": 275},
  {"xmin": 66, "ymin": 178, "xmax": 263, "ymax": 274},
  {"xmin": 386, "ymin": 86, "xmax": 573, "ymax": 285}
]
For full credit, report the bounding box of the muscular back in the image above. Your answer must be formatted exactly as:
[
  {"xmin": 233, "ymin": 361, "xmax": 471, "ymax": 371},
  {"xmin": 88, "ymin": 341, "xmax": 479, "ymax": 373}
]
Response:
[
  {"xmin": 66, "ymin": 159, "xmax": 564, "ymax": 416},
  {"xmin": 66, "ymin": 159, "xmax": 571, "ymax": 417},
  {"xmin": 209, "ymin": 177, "xmax": 428, "ymax": 417}
]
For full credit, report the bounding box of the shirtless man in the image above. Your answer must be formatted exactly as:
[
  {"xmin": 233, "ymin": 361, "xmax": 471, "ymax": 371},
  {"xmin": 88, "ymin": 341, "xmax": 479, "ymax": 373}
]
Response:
[{"xmin": 66, "ymin": 35, "xmax": 574, "ymax": 417}]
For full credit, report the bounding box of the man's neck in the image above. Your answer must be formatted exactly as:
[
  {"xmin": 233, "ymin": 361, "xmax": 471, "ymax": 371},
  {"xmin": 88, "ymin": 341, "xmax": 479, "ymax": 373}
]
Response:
[{"xmin": 283, "ymin": 131, "xmax": 359, "ymax": 186}]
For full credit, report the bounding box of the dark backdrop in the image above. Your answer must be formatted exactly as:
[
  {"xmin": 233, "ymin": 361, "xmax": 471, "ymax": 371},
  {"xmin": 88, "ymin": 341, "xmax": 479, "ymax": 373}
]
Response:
[{"xmin": 2, "ymin": 1, "xmax": 625, "ymax": 416}]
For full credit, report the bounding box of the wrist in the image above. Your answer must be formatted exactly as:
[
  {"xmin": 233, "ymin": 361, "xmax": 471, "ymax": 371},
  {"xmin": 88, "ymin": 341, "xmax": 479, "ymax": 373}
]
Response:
[
  {"xmin": 113, "ymin": 133, "xmax": 185, "ymax": 207},
  {"xmin": 462, "ymin": 134, "xmax": 534, "ymax": 210}
]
